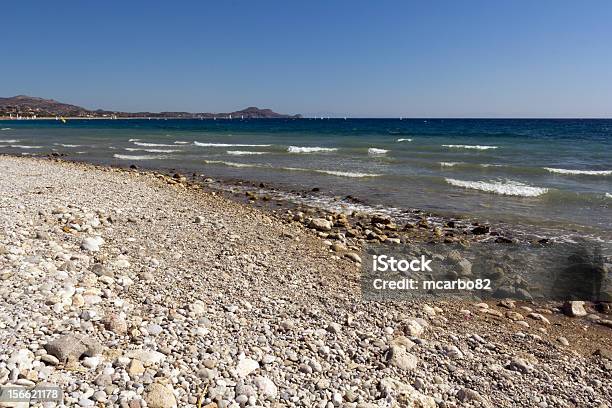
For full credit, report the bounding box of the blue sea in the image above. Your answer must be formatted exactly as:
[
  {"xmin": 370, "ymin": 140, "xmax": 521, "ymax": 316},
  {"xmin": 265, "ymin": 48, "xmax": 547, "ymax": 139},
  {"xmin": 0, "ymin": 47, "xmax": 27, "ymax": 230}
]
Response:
[{"xmin": 1, "ymin": 118, "xmax": 611, "ymax": 242}]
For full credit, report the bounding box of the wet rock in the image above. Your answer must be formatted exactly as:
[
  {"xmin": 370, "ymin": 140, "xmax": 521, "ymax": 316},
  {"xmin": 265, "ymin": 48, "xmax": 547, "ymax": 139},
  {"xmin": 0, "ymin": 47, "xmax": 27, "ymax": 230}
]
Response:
[{"xmin": 471, "ymin": 225, "xmax": 490, "ymax": 235}]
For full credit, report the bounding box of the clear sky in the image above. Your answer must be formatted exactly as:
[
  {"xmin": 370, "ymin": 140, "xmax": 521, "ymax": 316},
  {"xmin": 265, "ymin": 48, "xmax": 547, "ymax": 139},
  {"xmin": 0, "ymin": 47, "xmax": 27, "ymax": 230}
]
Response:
[{"xmin": 2, "ymin": 0, "xmax": 611, "ymax": 117}]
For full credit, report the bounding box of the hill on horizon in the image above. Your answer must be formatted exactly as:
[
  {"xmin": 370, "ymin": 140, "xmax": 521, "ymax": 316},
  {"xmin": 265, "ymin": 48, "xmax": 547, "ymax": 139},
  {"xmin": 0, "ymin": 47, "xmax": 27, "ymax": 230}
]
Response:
[{"xmin": 0, "ymin": 95, "xmax": 301, "ymax": 119}]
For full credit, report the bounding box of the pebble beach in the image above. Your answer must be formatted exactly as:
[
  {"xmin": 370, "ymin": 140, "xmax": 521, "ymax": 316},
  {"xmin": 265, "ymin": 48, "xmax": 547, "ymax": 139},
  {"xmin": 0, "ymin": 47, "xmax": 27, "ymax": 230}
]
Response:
[{"xmin": 1, "ymin": 155, "xmax": 611, "ymax": 408}]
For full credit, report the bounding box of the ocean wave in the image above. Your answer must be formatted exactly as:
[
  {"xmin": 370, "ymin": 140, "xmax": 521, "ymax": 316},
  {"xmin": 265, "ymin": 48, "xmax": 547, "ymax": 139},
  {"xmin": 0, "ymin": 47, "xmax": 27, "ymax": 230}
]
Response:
[
  {"xmin": 1, "ymin": 128, "xmax": 12, "ymax": 131},
  {"xmin": 314, "ymin": 170, "xmax": 380, "ymax": 178},
  {"xmin": 440, "ymin": 161, "xmax": 461, "ymax": 167},
  {"xmin": 195, "ymin": 142, "xmax": 272, "ymax": 147},
  {"xmin": 445, "ymin": 178, "xmax": 548, "ymax": 197},
  {"xmin": 128, "ymin": 138, "xmax": 140, "ymax": 142},
  {"xmin": 396, "ymin": 138, "xmax": 413, "ymax": 142},
  {"xmin": 543, "ymin": 167, "xmax": 612, "ymax": 176},
  {"xmin": 442, "ymin": 144, "xmax": 498, "ymax": 150},
  {"xmin": 174, "ymin": 141, "xmax": 190, "ymax": 144},
  {"xmin": 0, "ymin": 139, "xmax": 20, "ymax": 143},
  {"xmin": 204, "ymin": 160, "xmax": 262, "ymax": 168},
  {"xmin": 227, "ymin": 150, "xmax": 268, "ymax": 155},
  {"xmin": 113, "ymin": 154, "xmax": 168, "ymax": 160},
  {"xmin": 204, "ymin": 160, "xmax": 380, "ymax": 178},
  {"xmin": 287, "ymin": 146, "xmax": 338, "ymax": 153},
  {"xmin": 133, "ymin": 142, "xmax": 176, "ymax": 147},
  {"xmin": 368, "ymin": 148, "xmax": 389, "ymax": 155},
  {"xmin": 125, "ymin": 147, "xmax": 180, "ymax": 153},
  {"xmin": 53, "ymin": 143, "xmax": 82, "ymax": 148},
  {"xmin": 8, "ymin": 145, "xmax": 43, "ymax": 149},
  {"xmin": 606, "ymin": 193, "xmax": 612, "ymax": 199}
]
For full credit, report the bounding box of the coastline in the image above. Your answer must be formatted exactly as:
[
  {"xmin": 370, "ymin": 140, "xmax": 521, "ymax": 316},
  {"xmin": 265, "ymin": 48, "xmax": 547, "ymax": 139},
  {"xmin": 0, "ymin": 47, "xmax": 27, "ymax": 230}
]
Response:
[{"xmin": 0, "ymin": 155, "xmax": 610, "ymax": 407}]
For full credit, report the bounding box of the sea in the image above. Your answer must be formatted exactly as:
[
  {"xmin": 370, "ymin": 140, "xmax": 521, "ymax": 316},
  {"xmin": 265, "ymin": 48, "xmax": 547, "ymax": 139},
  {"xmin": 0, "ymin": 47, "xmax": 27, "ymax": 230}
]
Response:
[{"xmin": 1, "ymin": 118, "xmax": 611, "ymax": 243}]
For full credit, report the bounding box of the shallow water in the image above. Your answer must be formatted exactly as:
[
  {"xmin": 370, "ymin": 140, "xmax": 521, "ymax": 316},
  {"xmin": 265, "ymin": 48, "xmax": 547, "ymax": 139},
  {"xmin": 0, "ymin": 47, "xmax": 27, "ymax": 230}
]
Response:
[{"xmin": 1, "ymin": 118, "xmax": 611, "ymax": 241}]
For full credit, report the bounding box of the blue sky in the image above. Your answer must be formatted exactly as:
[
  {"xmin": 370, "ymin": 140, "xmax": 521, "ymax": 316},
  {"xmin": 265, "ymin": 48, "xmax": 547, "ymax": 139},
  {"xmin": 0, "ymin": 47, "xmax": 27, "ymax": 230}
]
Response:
[{"xmin": 2, "ymin": 0, "xmax": 611, "ymax": 117}]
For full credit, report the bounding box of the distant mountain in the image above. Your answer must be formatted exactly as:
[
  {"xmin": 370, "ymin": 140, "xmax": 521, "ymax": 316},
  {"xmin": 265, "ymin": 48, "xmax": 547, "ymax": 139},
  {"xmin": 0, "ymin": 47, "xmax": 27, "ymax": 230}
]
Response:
[
  {"xmin": 0, "ymin": 95, "xmax": 87, "ymax": 116},
  {"xmin": 0, "ymin": 95, "xmax": 301, "ymax": 119}
]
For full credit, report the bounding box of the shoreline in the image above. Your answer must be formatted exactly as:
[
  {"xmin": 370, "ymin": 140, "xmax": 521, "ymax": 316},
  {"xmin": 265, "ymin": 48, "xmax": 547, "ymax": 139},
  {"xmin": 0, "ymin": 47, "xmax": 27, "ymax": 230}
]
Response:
[
  {"xmin": 31, "ymin": 153, "xmax": 609, "ymax": 246},
  {"xmin": 0, "ymin": 155, "xmax": 611, "ymax": 407}
]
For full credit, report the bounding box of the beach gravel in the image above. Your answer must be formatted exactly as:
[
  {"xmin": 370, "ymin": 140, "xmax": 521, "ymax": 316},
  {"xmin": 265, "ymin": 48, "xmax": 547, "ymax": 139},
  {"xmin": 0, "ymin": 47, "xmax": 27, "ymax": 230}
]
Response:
[{"xmin": 0, "ymin": 156, "xmax": 610, "ymax": 407}]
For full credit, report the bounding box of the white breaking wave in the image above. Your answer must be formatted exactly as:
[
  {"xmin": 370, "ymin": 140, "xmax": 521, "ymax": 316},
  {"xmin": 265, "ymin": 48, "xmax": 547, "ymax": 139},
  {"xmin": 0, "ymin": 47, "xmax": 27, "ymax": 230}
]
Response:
[
  {"xmin": 282, "ymin": 167, "xmax": 380, "ymax": 178},
  {"xmin": 133, "ymin": 142, "xmax": 176, "ymax": 147},
  {"xmin": 544, "ymin": 167, "xmax": 611, "ymax": 176},
  {"xmin": 442, "ymin": 144, "xmax": 498, "ymax": 150},
  {"xmin": 287, "ymin": 146, "xmax": 338, "ymax": 153},
  {"xmin": 396, "ymin": 138, "xmax": 413, "ymax": 142},
  {"xmin": 440, "ymin": 162, "xmax": 461, "ymax": 167},
  {"xmin": 113, "ymin": 154, "xmax": 167, "ymax": 160},
  {"xmin": 9, "ymin": 145, "xmax": 43, "ymax": 149},
  {"xmin": 125, "ymin": 147, "xmax": 180, "ymax": 153},
  {"xmin": 54, "ymin": 143, "xmax": 82, "ymax": 148},
  {"xmin": 368, "ymin": 148, "xmax": 389, "ymax": 155},
  {"xmin": 0, "ymin": 139, "xmax": 20, "ymax": 143},
  {"xmin": 445, "ymin": 178, "xmax": 548, "ymax": 197},
  {"xmin": 227, "ymin": 150, "xmax": 268, "ymax": 155},
  {"xmin": 1, "ymin": 128, "xmax": 12, "ymax": 130},
  {"xmin": 315, "ymin": 170, "xmax": 380, "ymax": 178},
  {"xmin": 204, "ymin": 160, "xmax": 380, "ymax": 178},
  {"xmin": 195, "ymin": 142, "xmax": 272, "ymax": 147},
  {"xmin": 174, "ymin": 141, "xmax": 190, "ymax": 144},
  {"xmin": 606, "ymin": 193, "xmax": 612, "ymax": 199},
  {"xmin": 204, "ymin": 160, "xmax": 261, "ymax": 168},
  {"xmin": 128, "ymin": 138, "xmax": 140, "ymax": 142}
]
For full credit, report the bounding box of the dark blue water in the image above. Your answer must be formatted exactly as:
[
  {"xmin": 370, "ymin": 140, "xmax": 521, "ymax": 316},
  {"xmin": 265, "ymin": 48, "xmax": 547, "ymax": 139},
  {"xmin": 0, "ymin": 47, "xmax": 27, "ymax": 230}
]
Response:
[{"xmin": 1, "ymin": 118, "xmax": 611, "ymax": 241}]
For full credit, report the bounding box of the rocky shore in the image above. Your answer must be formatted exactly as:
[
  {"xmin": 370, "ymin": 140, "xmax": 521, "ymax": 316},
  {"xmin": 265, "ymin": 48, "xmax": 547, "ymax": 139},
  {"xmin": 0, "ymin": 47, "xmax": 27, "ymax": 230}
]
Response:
[{"xmin": 0, "ymin": 155, "xmax": 610, "ymax": 408}]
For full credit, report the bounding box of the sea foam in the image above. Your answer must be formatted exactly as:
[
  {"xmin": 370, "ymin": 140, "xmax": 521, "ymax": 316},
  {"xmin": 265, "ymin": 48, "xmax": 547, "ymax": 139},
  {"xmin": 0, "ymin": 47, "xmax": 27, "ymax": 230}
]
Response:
[
  {"xmin": 368, "ymin": 148, "xmax": 389, "ymax": 155},
  {"xmin": 544, "ymin": 167, "xmax": 611, "ymax": 176},
  {"xmin": 204, "ymin": 160, "xmax": 380, "ymax": 178},
  {"xmin": 227, "ymin": 150, "xmax": 268, "ymax": 155},
  {"xmin": 125, "ymin": 147, "xmax": 180, "ymax": 153},
  {"xmin": 445, "ymin": 178, "xmax": 548, "ymax": 197},
  {"xmin": 9, "ymin": 145, "xmax": 43, "ymax": 149},
  {"xmin": 113, "ymin": 154, "xmax": 167, "ymax": 160},
  {"xmin": 1, "ymin": 128, "xmax": 12, "ymax": 131},
  {"xmin": 204, "ymin": 160, "xmax": 262, "ymax": 168},
  {"xmin": 195, "ymin": 142, "xmax": 272, "ymax": 147},
  {"xmin": 133, "ymin": 142, "xmax": 176, "ymax": 147},
  {"xmin": 442, "ymin": 144, "xmax": 498, "ymax": 150},
  {"xmin": 0, "ymin": 139, "xmax": 20, "ymax": 143},
  {"xmin": 315, "ymin": 170, "xmax": 380, "ymax": 178},
  {"xmin": 396, "ymin": 138, "xmax": 413, "ymax": 142},
  {"xmin": 287, "ymin": 146, "xmax": 338, "ymax": 153},
  {"xmin": 54, "ymin": 143, "xmax": 82, "ymax": 148}
]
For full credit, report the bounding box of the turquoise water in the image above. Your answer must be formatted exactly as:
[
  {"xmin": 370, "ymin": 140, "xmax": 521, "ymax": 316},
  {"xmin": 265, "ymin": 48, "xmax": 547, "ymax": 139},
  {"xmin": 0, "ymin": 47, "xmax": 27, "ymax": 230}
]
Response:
[{"xmin": 1, "ymin": 118, "xmax": 611, "ymax": 241}]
